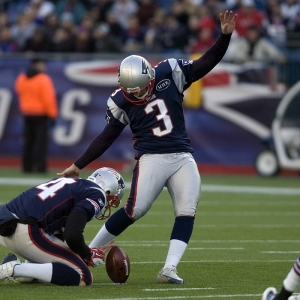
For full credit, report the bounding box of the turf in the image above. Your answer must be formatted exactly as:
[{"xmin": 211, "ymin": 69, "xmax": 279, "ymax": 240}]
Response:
[{"xmin": 0, "ymin": 167, "xmax": 299, "ymax": 300}]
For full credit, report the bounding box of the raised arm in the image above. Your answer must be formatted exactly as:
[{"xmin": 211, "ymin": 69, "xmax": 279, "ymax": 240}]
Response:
[{"xmin": 192, "ymin": 10, "xmax": 237, "ymax": 79}]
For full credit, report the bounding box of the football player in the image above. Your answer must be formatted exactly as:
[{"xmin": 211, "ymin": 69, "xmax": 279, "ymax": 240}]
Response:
[
  {"xmin": 0, "ymin": 167, "xmax": 125, "ymax": 286},
  {"xmin": 58, "ymin": 11, "xmax": 237, "ymax": 284},
  {"xmin": 262, "ymin": 257, "xmax": 300, "ymax": 300}
]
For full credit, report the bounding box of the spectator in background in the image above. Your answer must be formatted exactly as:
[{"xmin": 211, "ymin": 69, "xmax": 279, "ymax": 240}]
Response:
[
  {"xmin": 55, "ymin": 0, "xmax": 86, "ymax": 24},
  {"xmin": 91, "ymin": 0, "xmax": 114, "ymax": 23},
  {"xmin": 23, "ymin": 27, "xmax": 55, "ymax": 52},
  {"xmin": 224, "ymin": 25, "xmax": 286, "ymax": 63},
  {"xmin": 197, "ymin": 4, "xmax": 218, "ymax": 35},
  {"xmin": 5, "ymin": 0, "xmax": 30, "ymax": 24},
  {"xmin": 181, "ymin": 0, "xmax": 199, "ymax": 17},
  {"xmin": 74, "ymin": 28, "xmax": 95, "ymax": 52},
  {"xmin": 53, "ymin": 26, "xmax": 75, "ymax": 52},
  {"xmin": 136, "ymin": 0, "xmax": 159, "ymax": 29},
  {"xmin": 122, "ymin": 15, "xmax": 145, "ymax": 53},
  {"xmin": 15, "ymin": 58, "xmax": 58, "ymax": 173},
  {"xmin": 158, "ymin": 14, "xmax": 189, "ymax": 54},
  {"xmin": 170, "ymin": 0, "xmax": 190, "ymax": 26},
  {"xmin": 186, "ymin": 13, "xmax": 201, "ymax": 48},
  {"xmin": 94, "ymin": 12, "xmax": 123, "ymax": 53},
  {"xmin": 76, "ymin": 12, "xmax": 96, "ymax": 33},
  {"xmin": 188, "ymin": 27, "xmax": 216, "ymax": 54},
  {"xmin": 225, "ymin": 0, "xmax": 243, "ymax": 10},
  {"xmin": 0, "ymin": 26, "xmax": 19, "ymax": 53},
  {"xmin": 265, "ymin": 0, "xmax": 286, "ymax": 49},
  {"xmin": 141, "ymin": 8, "xmax": 165, "ymax": 53},
  {"xmin": 234, "ymin": 0, "xmax": 266, "ymax": 37},
  {"xmin": 25, "ymin": 0, "xmax": 55, "ymax": 25},
  {"xmin": 205, "ymin": 0, "xmax": 225, "ymax": 24},
  {"xmin": 10, "ymin": 12, "xmax": 36, "ymax": 50},
  {"xmin": 226, "ymin": 0, "xmax": 267, "ymax": 11},
  {"xmin": 59, "ymin": 11, "xmax": 76, "ymax": 33},
  {"xmin": 281, "ymin": 0, "xmax": 300, "ymax": 27},
  {"xmin": 109, "ymin": 0, "xmax": 138, "ymax": 30},
  {"xmin": 285, "ymin": 9, "xmax": 300, "ymax": 52},
  {"xmin": 43, "ymin": 12, "xmax": 60, "ymax": 38},
  {"xmin": 0, "ymin": 12, "xmax": 10, "ymax": 28}
]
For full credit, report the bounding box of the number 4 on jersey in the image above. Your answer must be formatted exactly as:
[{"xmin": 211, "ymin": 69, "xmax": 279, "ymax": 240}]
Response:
[{"xmin": 36, "ymin": 178, "xmax": 76, "ymax": 201}]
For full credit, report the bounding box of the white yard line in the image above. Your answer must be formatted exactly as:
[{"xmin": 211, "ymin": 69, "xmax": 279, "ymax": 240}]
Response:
[
  {"xmin": 128, "ymin": 260, "xmax": 295, "ymax": 264},
  {"xmin": 0, "ymin": 177, "xmax": 299, "ymax": 195},
  {"xmin": 261, "ymin": 251, "xmax": 300, "ymax": 254},
  {"xmin": 85, "ymin": 239, "xmax": 300, "ymax": 244},
  {"xmin": 143, "ymin": 288, "xmax": 215, "ymax": 291},
  {"xmin": 83, "ymin": 295, "xmax": 261, "ymax": 299}
]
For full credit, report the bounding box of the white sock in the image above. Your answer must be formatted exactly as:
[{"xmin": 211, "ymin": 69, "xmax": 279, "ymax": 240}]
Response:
[
  {"xmin": 14, "ymin": 263, "xmax": 53, "ymax": 283},
  {"xmin": 89, "ymin": 224, "xmax": 116, "ymax": 247},
  {"xmin": 283, "ymin": 267, "xmax": 300, "ymax": 292},
  {"xmin": 164, "ymin": 239, "xmax": 187, "ymax": 268}
]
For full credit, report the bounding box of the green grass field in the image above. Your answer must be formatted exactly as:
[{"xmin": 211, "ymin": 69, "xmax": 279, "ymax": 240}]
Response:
[{"xmin": 0, "ymin": 167, "xmax": 299, "ymax": 300}]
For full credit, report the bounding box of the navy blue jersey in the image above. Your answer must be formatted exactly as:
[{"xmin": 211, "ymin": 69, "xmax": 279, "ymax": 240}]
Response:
[
  {"xmin": 106, "ymin": 58, "xmax": 198, "ymax": 158},
  {"xmin": 6, "ymin": 178, "xmax": 106, "ymax": 234}
]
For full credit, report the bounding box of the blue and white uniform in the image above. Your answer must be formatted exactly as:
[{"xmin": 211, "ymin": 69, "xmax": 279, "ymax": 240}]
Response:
[
  {"xmin": 0, "ymin": 178, "xmax": 106, "ymax": 285},
  {"xmin": 74, "ymin": 33, "xmax": 232, "ymax": 273},
  {"xmin": 105, "ymin": 58, "xmax": 201, "ymax": 219}
]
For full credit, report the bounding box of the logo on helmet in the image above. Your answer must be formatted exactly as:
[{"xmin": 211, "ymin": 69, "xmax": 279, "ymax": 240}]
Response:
[
  {"xmin": 141, "ymin": 60, "xmax": 148, "ymax": 74},
  {"xmin": 156, "ymin": 79, "xmax": 170, "ymax": 91}
]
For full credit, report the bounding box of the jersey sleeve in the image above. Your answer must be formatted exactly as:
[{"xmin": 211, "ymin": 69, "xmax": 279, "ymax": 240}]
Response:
[
  {"xmin": 105, "ymin": 93, "xmax": 130, "ymax": 126},
  {"xmin": 74, "ymin": 125, "xmax": 125, "ymax": 169},
  {"xmin": 167, "ymin": 58, "xmax": 197, "ymax": 93},
  {"xmin": 74, "ymin": 186, "xmax": 106, "ymax": 221}
]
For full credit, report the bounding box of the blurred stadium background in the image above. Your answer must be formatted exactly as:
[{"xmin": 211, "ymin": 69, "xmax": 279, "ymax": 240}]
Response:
[{"xmin": 0, "ymin": 0, "xmax": 299, "ymax": 176}]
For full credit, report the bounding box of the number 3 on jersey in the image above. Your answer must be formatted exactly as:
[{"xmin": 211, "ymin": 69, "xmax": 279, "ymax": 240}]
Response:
[
  {"xmin": 36, "ymin": 178, "xmax": 76, "ymax": 201},
  {"xmin": 144, "ymin": 99, "xmax": 173, "ymax": 137}
]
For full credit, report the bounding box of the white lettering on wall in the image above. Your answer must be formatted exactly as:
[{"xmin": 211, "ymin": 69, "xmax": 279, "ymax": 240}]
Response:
[
  {"xmin": 0, "ymin": 89, "xmax": 12, "ymax": 140},
  {"xmin": 53, "ymin": 89, "xmax": 91, "ymax": 145}
]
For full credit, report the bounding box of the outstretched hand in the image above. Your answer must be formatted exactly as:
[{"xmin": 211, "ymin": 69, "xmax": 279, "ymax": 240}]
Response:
[
  {"xmin": 220, "ymin": 10, "xmax": 237, "ymax": 35},
  {"xmin": 57, "ymin": 163, "xmax": 80, "ymax": 178}
]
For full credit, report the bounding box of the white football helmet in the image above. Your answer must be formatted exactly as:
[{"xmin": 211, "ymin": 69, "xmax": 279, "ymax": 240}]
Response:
[
  {"xmin": 118, "ymin": 55, "xmax": 155, "ymax": 105},
  {"xmin": 87, "ymin": 167, "xmax": 125, "ymax": 220}
]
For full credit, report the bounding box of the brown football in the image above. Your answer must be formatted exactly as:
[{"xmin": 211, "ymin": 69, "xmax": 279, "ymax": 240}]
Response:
[{"xmin": 105, "ymin": 245, "xmax": 130, "ymax": 283}]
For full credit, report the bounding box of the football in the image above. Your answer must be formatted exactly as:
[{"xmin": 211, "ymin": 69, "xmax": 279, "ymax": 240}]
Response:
[{"xmin": 105, "ymin": 245, "xmax": 130, "ymax": 283}]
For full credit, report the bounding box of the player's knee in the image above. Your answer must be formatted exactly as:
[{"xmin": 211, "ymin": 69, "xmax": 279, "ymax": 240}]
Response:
[
  {"xmin": 79, "ymin": 279, "xmax": 87, "ymax": 286},
  {"xmin": 0, "ymin": 235, "xmax": 6, "ymax": 246},
  {"xmin": 175, "ymin": 208, "xmax": 196, "ymax": 217},
  {"xmin": 124, "ymin": 207, "xmax": 145, "ymax": 220},
  {"xmin": 51, "ymin": 262, "xmax": 92, "ymax": 286}
]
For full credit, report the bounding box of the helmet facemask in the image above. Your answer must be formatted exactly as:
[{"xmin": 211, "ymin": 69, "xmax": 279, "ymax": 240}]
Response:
[{"xmin": 96, "ymin": 193, "xmax": 121, "ymax": 220}]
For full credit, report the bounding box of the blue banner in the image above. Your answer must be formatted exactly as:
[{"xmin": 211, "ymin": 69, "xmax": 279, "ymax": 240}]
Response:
[{"xmin": 0, "ymin": 59, "xmax": 284, "ymax": 167}]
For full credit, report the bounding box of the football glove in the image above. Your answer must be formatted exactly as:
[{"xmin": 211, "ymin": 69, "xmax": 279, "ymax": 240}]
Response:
[{"xmin": 84, "ymin": 247, "xmax": 105, "ymax": 267}]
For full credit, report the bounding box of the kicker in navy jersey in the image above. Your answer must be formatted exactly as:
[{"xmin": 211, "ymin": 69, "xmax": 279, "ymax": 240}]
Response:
[
  {"xmin": 106, "ymin": 58, "xmax": 196, "ymax": 158},
  {"xmin": 58, "ymin": 10, "xmax": 237, "ymax": 284}
]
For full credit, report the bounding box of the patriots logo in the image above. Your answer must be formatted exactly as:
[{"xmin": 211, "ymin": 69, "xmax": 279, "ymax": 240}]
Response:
[{"xmin": 141, "ymin": 59, "xmax": 148, "ymax": 74}]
